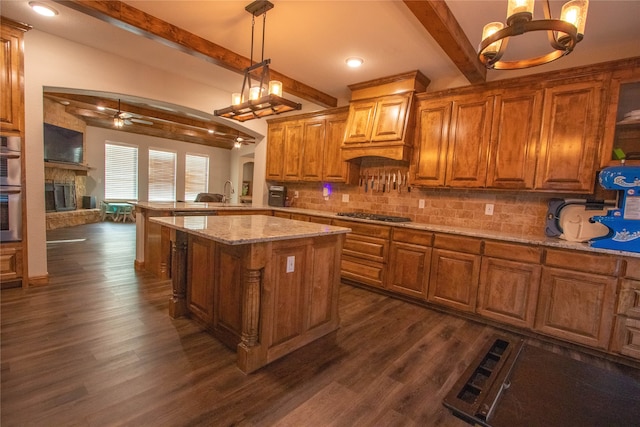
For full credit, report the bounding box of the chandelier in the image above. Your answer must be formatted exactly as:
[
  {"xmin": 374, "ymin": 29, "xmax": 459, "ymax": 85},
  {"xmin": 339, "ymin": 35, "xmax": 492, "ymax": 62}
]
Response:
[
  {"xmin": 214, "ymin": 0, "xmax": 301, "ymax": 122},
  {"xmin": 478, "ymin": 0, "xmax": 589, "ymax": 70}
]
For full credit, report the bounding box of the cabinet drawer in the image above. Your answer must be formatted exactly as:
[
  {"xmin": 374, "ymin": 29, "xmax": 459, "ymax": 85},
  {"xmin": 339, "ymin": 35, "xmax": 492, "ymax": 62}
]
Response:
[
  {"xmin": 392, "ymin": 228, "xmax": 433, "ymax": 246},
  {"xmin": 433, "ymin": 233, "xmax": 482, "ymax": 254},
  {"xmin": 624, "ymin": 258, "xmax": 640, "ymax": 280},
  {"xmin": 617, "ymin": 279, "xmax": 640, "ymax": 317},
  {"xmin": 332, "ymin": 219, "xmax": 391, "ymax": 239},
  {"xmin": 290, "ymin": 213, "xmax": 310, "ymax": 221},
  {"xmin": 611, "ymin": 316, "xmax": 640, "ymax": 360},
  {"xmin": 341, "ymin": 255, "xmax": 385, "ymax": 288},
  {"xmin": 0, "ymin": 246, "xmax": 23, "ymax": 282},
  {"xmin": 342, "ymin": 235, "xmax": 388, "ymax": 263},
  {"xmin": 544, "ymin": 248, "xmax": 621, "ymax": 276},
  {"xmin": 308, "ymin": 215, "xmax": 333, "ymax": 225},
  {"xmin": 483, "ymin": 240, "xmax": 542, "ymax": 263}
]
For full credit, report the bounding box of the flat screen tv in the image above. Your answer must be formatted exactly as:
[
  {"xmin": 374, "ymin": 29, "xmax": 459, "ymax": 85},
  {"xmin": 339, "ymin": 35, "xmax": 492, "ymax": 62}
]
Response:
[{"xmin": 43, "ymin": 123, "xmax": 84, "ymax": 164}]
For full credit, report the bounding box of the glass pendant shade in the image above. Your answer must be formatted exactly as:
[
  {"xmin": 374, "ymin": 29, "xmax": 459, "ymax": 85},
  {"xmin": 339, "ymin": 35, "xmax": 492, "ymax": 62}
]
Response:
[
  {"xmin": 268, "ymin": 80, "xmax": 283, "ymax": 96},
  {"xmin": 249, "ymin": 86, "xmax": 262, "ymax": 100},
  {"xmin": 231, "ymin": 93, "xmax": 242, "ymax": 105},
  {"xmin": 481, "ymin": 22, "xmax": 505, "ymax": 58},
  {"xmin": 506, "ymin": 0, "xmax": 534, "ymax": 24},
  {"xmin": 560, "ymin": 0, "xmax": 588, "ymax": 39}
]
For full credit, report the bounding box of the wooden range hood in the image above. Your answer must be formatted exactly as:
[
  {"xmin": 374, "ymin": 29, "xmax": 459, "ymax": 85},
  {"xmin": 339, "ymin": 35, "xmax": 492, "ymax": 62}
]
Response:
[{"xmin": 341, "ymin": 71, "xmax": 430, "ymax": 162}]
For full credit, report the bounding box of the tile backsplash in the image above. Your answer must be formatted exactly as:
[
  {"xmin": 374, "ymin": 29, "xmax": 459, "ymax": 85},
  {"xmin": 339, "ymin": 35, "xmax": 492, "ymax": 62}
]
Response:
[{"xmin": 283, "ymin": 181, "xmax": 549, "ymax": 238}]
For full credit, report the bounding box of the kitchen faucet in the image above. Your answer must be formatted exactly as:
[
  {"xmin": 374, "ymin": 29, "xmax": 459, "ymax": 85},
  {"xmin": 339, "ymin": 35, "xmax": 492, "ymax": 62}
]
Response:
[{"xmin": 223, "ymin": 180, "xmax": 234, "ymax": 203}]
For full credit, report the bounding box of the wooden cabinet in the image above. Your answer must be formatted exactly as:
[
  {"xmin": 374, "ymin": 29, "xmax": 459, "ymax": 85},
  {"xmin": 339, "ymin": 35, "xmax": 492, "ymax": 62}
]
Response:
[
  {"xmin": 599, "ymin": 59, "xmax": 640, "ymax": 167},
  {"xmin": 282, "ymin": 122, "xmax": 303, "ymax": 181},
  {"xmin": 266, "ymin": 108, "xmax": 358, "ymax": 184},
  {"xmin": 427, "ymin": 234, "xmax": 482, "ymax": 313},
  {"xmin": 265, "ymin": 120, "xmax": 303, "ymax": 181},
  {"xmin": 333, "ymin": 219, "xmax": 390, "ymax": 289},
  {"xmin": 300, "ymin": 118, "xmax": 325, "ymax": 181},
  {"xmin": 534, "ymin": 78, "xmax": 605, "ymax": 192},
  {"xmin": 535, "ymin": 249, "xmax": 620, "ymax": 349},
  {"xmin": 610, "ymin": 257, "xmax": 640, "ymax": 360},
  {"xmin": 323, "ymin": 112, "xmax": 359, "ymax": 184},
  {"xmin": 486, "ymin": 89, "xmax": 542, "ymax": 189},
  {"xmin": 411, "ymin": 92, "xmax": 494, "ymax": 188},
  {"xmin": 387, "ymin": 228, "xmax": 433, "ymax": 299},
  {"xmin": 0, "ymin": 243, "xmax": 23, "ymax": 288},
  {"xmin": 411, "ymin": 97, "xmax": 451, "ymax": 186},
  {"xmin": 445, "ymin": 93, "xmax": 494, "ymax": 188},
  {"xmin": 477, "ymin": 241, "xmax": 542, "ymax": 328},
  {"xmin": 342, "ymin": 92, "xmax": 414, "ymax": 161},
  {"xmin": 265, "ymin": 124, "xmax": 285, "ymax": 180},
  {"xmin": 0, "ymin": 19, "xmax": 27, "ymax": 134}
]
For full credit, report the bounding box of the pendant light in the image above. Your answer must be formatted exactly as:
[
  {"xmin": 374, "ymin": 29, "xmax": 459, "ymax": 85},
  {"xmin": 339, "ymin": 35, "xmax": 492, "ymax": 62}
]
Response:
[
  {"xmin": 113, "ymin": 99, "xmax": 125, "ymax": 128},
  {"xmin": 478, "ymin": 0, "xmax": 589, "ymax": 70},
  {"xmin": 214, "ymin": 0, "xmax": 301, "ymax": 122}
]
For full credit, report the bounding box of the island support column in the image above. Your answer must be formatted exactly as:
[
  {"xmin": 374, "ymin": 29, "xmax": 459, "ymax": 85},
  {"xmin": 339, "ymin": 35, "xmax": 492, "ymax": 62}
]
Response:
[
  {"xmin": 237, "ymin": 243, "xmax": 267, "ymax": 373},
  {"xmin": 168, "ymin": 229, "xmax": 188, "ymax": 318}
]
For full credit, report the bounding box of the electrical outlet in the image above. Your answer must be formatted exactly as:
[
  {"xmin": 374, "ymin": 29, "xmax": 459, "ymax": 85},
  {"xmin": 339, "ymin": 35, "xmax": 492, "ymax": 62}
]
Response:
[
  {"xmin": 485, "ymin": 203, "xmax": 494, "ymax": 215},
  {"xmin": 419, "ymin": 199, "xmax": 425, "ymax": 209},
  {"xmin": 286, "ymin": 256, "xmax": 295, "ymax": 273},
  {"xmin": 294, "ymin": 191, "xmax": 299, "ymax": 198},
  {"xmin": 342, "ymin": 194, "xmax": 349, "ymax": 203},
  {"xmin": 322, "ymin": 188, "xmax": 329, "ymax": 197}
]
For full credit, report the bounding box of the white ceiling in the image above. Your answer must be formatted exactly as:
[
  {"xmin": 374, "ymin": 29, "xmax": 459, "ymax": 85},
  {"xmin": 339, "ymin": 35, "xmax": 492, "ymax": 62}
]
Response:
[{"xmin": 2, "ymin": 0, "xmax": 640, "ymax": 109}]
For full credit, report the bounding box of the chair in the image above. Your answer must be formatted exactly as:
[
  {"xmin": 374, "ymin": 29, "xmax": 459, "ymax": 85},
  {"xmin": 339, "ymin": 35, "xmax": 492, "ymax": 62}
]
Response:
[
  {"xmin": 100, "ymin": 201, "xmax": 117, "ymax": 221},
  {"xmin": 195, "ymin": 193, "xmax": 224, "ymax": 202}
]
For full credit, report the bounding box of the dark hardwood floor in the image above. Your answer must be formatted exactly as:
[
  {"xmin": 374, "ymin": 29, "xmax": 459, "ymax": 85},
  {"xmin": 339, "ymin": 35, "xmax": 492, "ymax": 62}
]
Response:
[{"xmin": 2, "ymin": 222, "xmax": 638, "ymax": 426}]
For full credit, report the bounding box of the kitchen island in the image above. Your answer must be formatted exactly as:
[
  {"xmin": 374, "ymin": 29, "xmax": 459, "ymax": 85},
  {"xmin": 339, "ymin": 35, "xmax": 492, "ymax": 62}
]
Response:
[{"xmin": 150, "ymin": 214, "xmax": 350, "ymax": 373}]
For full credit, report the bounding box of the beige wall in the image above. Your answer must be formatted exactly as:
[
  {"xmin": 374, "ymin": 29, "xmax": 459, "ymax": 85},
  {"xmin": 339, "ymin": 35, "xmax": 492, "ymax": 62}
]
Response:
[{"xmin": 22, "ymin": 30, "xmax": 270, "ymax": 280}]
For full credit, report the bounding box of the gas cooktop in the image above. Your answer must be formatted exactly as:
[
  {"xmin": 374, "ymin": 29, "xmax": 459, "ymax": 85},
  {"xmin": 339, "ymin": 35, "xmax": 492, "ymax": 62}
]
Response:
[{"xmin": 336, "ymin": 212, "xmax": 411, "ymax": 222}]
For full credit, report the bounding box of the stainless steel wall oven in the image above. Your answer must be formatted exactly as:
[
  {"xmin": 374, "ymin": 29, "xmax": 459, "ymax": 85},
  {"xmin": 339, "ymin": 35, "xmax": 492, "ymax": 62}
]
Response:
[{"xmin": 0, "ymin": 135, "xmax": 23, "ymax": 242}]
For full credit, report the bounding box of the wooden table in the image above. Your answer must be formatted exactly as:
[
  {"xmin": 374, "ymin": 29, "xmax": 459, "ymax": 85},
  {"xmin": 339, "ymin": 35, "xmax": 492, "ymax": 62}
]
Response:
[{"xmin": 150, "ymin": 215, "xmax": 351, "ymax": 373}]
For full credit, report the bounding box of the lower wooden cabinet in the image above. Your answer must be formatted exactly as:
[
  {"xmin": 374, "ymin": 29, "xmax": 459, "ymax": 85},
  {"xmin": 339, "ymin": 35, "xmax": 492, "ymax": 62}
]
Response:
[
  {"xmin": 477, "ymin": 257, "xmax": 541, "ymax": 329},
  {"xmin": 334, "ymin": 219, "xmax": 390, "ymax": 289},
  {"xmin": 477, "ymin": 241, "xmax": 542, "ymax": 329},
  {"xmin": 534, "ymin": 267, "xmax": 617, "ymax": 349},
  {"xmin": 428, "ymin": 248, "xmax": 481, "ymax": 313},
  {"xmin": 0, "ymin": 243, "xmax": 23, "ymax": 288},
  {"xmin": 610, "ymin": 279, "xmax": 640, "ymax": 359},
  {"xmin": 387, "ymin": 228, "xmax": 433, "ymax": 299}
]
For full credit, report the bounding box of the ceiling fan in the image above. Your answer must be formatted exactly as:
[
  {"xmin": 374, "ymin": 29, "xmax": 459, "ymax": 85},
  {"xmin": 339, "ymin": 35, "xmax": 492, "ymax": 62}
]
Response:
[{"xmin": 113, "ymin": 99, "xmax": 154, "ymax": 128}]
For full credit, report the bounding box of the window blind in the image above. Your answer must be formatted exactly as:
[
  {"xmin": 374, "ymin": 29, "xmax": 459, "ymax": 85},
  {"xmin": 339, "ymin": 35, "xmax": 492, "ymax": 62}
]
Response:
[
  {"xmin": 105, "ymin": 143, "xmax": 138, "ymax": 200},
  {"xmin": 185, "ymin": 153, "xmax": 209, "ymax": 202},
  {"xmin": 148, "ymin": 149, "xmax": 176, "ymax": 202}
]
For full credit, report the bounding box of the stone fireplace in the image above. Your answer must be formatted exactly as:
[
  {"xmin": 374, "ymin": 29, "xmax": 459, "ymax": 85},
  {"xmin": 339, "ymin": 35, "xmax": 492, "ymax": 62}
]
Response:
[
  {"xmin": 44, "ymin": 166, "xmax": 100, "ymax": 230},
  {"xmin": 45, "ymin": 180, "xmax": 76, "ymax": 212}
]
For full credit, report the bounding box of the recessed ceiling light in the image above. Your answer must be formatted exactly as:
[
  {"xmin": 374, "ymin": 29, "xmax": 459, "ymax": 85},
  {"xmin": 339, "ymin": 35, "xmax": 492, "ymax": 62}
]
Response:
[
  {"xmin": 208, "ymin": 129, "xmax": 214, "ymax": 134},
  {"xmin": 29, "ymin": 2, "xmax": 58, "ymax": 17},
  {"xmin": 97, "ymin": 106, "xmax": 106, "ymax": 111},
  {"xmin": 345, "ymin": 57, "xmax": 364, "ymax": 68}
]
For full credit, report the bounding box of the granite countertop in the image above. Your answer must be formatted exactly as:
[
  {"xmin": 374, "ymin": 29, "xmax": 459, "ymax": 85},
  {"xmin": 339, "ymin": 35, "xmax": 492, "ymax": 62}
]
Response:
[
  {"xmin": 135, "ymin": 202, "xmax": 640, "ymax": 258},
  {"xmin": 132, "ymin": 201, "xmax": 259, "ymax": 211},
  {"xmin": 149, "ymin": 214, "xmax": 351, "ymax": 245}
]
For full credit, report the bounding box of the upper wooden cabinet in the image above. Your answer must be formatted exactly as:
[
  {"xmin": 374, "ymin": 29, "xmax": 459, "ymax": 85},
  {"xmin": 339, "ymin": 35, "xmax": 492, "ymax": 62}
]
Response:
[
  {"xmin": 412, "ymin": 72, "xmax": 607, "ymax": 193},
  {"xmin": 486, "ymin": 89, "xmax": 543, "ymax": 189},
  {"xmin": 0, "ymin": 19, "xmax": 28, "ymax": 135},
  {"xmin": 300, "ymin": 119, "xmax": 325, "ymax": 181},
  {"xmin": 534, "ymin": 78, "xmax": 605, "ymax": 192},
  {"xmin": 265, "ymin": 124, "xmax": 285, "ymax": 180},
  {"xmin": 445, "ymin": 93, "xmax": 494, "ymax": 188},
  {"xmin": 266, "ymin": 108, "xmax": 359, "ymax": 184},
  {"xmin": 411, "ymin": 93, "xmax": 494, "ymax": 188},
  {"xmin": 323, "ymin": 112, "xmax": 359, "ymax": 183},
  {"xmin": 342, "ymin": 93, "xmax": 414, "ymax": 162},
  {"xmin": 599, "ymin": 59, "xmax": 640, "ymax": 168}
]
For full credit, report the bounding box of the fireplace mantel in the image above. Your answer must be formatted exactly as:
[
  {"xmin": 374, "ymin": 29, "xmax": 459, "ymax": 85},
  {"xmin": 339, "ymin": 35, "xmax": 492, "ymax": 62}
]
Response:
[{"xmin": 44, "ymin": 161, "xmax": 91, "ymax": 175}]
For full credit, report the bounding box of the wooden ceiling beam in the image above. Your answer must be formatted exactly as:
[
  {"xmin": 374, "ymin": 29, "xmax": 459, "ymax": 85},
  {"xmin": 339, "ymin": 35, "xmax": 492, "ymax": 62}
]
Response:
[
  {"xmin": 54, "ymin": 0, "xmax": 337, "ymax": 108},
  {"xmin": 403, "ymin": 1, "xmax": 486, "ymax": 84}
]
